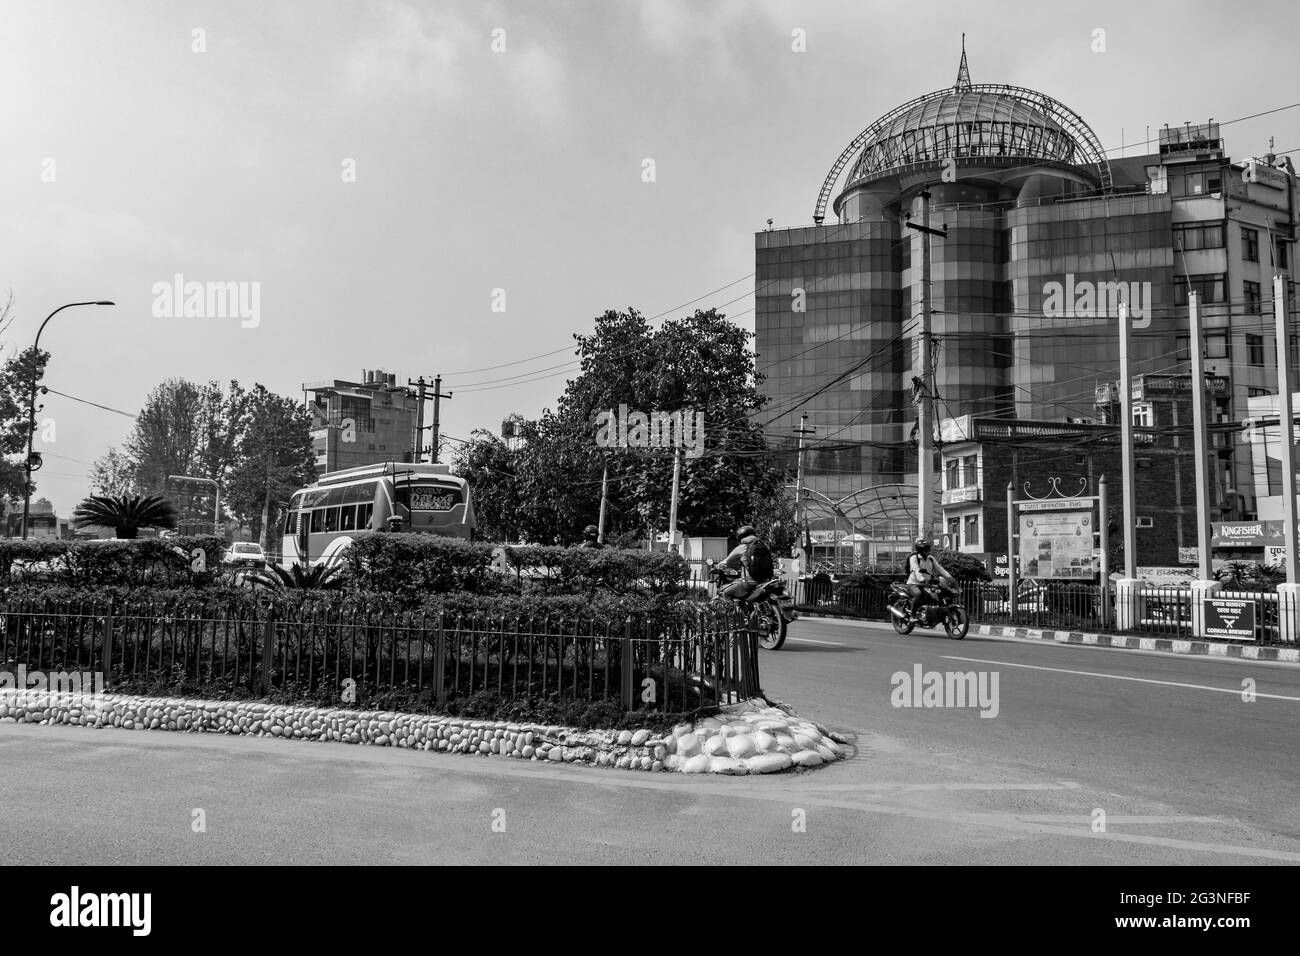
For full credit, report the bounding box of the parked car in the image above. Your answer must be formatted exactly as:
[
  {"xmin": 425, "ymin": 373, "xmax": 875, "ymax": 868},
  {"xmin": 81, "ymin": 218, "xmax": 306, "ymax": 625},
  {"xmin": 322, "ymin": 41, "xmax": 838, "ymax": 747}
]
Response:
[{"xmin": 222, "ymin": 542, "xmax": 266, "ymax": 568}]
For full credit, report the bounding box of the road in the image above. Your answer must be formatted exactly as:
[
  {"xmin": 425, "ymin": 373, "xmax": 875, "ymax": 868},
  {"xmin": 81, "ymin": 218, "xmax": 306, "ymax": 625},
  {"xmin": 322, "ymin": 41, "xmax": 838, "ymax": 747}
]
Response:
[{"xmin": 2, "ymin": 618, "xmax": 1298, "ymax": 865}]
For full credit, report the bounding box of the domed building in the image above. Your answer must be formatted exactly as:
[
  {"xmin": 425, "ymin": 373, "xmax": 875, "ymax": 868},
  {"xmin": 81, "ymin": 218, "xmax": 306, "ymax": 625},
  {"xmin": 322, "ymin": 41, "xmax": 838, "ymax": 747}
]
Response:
[{"xmin": 756, "ymin": 42, "xmax": 1296, "ymax": 564}]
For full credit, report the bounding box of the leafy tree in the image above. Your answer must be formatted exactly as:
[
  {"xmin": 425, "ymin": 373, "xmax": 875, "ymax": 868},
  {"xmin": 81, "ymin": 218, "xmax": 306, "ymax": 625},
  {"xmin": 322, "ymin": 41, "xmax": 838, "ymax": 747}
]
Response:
[
  {"xmin": 88, "ymin": 447, "xmax": 139, "ymax": 497},
  {"xmin": 72, "ymin": 494, "xmax": 178, "ymax": 539},
  {"xmin": 0, "ymin": 344, "xmax": 49, "ymax": 506},
  {"xmin": 451, "ymin": 426, "xmax": 527, "ymax": 542},
  {"xmin": 508, "ymin": 308, "xmax": 784, "ymax": 543},
  {"xmin": 225, "ymin": 384, "xmax": 316, "ymax": 549}
]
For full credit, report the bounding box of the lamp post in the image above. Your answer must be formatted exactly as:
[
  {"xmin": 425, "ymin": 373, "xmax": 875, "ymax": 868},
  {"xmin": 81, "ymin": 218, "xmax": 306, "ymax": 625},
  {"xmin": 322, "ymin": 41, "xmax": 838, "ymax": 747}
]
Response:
[
  {"xmin": 21, "ymin": 301, "xmax": 114, "ymax": 539},
  {"xmin": 169, "ymin": 475, "xmax": 221, "ymax": 536}
]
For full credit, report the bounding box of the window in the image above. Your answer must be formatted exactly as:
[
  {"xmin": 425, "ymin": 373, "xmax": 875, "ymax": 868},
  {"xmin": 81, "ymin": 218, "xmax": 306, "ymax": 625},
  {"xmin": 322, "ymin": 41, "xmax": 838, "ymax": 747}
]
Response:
[
  {"xmin": 1170, "ymin": 168, "xmax": 1223, "ymax": 198},
  {"xmin": 1174, "ymin": 274, "xmax": 1225, "ymax": 305},
  {"xmin": 1278, "ymin": 239, "xmax": 1290, "ymax": 270},
  {"xmin": 324, "ymin": 507, "xmax": 340, "ymax": 533},
  {"xmin": 339, "ymin": 505, "xmax": 356, "ymax": 532},
  {"xmin": 283, "ymin": 511, "xmax": 296, "ymax": 535},
  {"xmin": 1175, "ymin": 335, "xmax": 1190, "ymax": 359},
  {"xmin": 1244, "ymin": 280, "xmax": 1261, "ymax": 313},
  {"xmin": 359, "ymin": 503, "xmax": 374, "ymax": 530},
  {"xmin": 1132, "ymin": 402, "xmax": 1153, "ymax": 427},
  {"xmin": 1242, "ymin": 226, "xmax": 1260, "ymax": 263},
  {"xmin": 962, "ymin": 455, "xmax": 978, "ymax": 486},
  {"xmin": 945, "ymin": 459, "xmax": 960, "ymax": 490},
  {"xmin": 947, "ymin": 517, "xmax": 961, "ymax": 542},
  {"xmin": 310, "ymin": 509, "xmax": 325, "ymax": 534},
  {"xmin": 1246, "ymin": 334, "xmax": 1266, "ymax": 367},
  {"xmin": 1205, "ymin": 333, "xmax": 1228, "ymax": 358},
  {"xmin": 964, "ymin": 514, "xmax": 980, "ymax": 547},
  {"xmin": 1136, "ymin": 516, "xmax": 1154, "ymax": 529},
  {"xmin": 1173, "ymin": 223, "xmax": 1224, "ymax": 251}
]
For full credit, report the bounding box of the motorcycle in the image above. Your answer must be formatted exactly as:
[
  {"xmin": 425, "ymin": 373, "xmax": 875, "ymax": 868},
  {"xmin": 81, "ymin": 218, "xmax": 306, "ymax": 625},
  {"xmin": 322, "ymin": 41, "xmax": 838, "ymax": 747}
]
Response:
[
  {"xmin": 887, "ymin": 580, "xmax": 970, "ymax": 640},
  {"xmin": 706, "ymin": 559, "xmax": 798, "ymax": 650}
]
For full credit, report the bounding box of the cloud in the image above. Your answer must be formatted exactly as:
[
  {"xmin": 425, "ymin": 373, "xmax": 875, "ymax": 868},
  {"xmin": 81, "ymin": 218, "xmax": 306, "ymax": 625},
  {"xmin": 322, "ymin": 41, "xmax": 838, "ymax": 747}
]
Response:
[{"xmin": 344, "ymin": 1, "xmax": 472, "ymax": 100}]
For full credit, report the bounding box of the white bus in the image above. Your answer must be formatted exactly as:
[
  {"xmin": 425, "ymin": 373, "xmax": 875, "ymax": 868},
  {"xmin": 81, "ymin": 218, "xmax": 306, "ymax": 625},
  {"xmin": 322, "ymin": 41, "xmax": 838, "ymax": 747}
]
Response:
[{"xmin": 281, "ymin": 462, "xmax": 475, "ymax": 568}]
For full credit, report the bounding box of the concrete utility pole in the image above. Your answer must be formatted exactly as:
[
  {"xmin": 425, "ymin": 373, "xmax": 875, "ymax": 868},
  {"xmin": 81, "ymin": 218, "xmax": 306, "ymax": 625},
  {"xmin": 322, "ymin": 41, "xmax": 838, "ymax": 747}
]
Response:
[
  {"xmin": 1188, "ymin": 291, "xmax": 1215, "ymax": 581},
  {"xmin": 410, "ymin": 375, "xmax": 453, "ymax": 464},
  {"xmin": 905, "ymin": 191, "xmax": 946, "ymax": 543},
  {"xmin": 1273, "ymin": 274, "xmax": 1299, "ymax": 584},
  {"xmin": 667, "ymin": 446, "xmax": 682, "ymax": 553},
  {"xmin": 793, "ymin": 413, "xmax": 815, "ymax": 550},
  {"xmin": 597, "ymin": 460, "xmax": 609, "ymax": 544},
  {"xmin": 1118, "ymin": 302, "xmax": 1138, "ymax": 577}
]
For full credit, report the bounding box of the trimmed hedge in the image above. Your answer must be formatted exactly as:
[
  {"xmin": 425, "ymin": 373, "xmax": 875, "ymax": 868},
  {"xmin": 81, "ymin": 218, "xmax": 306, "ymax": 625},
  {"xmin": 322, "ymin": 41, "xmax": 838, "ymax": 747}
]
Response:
[
  {"xmin": 336, "ymin": 533, "xmax": 689, "ymax": 605},
  {"xmin": 0, "ymin": 536, "xmax": 226, "ymax": 589}
]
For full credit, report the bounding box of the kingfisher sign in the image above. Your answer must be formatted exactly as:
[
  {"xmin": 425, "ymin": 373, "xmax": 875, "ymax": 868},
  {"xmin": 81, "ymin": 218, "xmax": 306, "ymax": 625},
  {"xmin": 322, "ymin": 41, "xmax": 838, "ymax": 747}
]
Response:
[{"xmin": 1211, "ymin": 521, "xmax": 1294, "ymax": 548}]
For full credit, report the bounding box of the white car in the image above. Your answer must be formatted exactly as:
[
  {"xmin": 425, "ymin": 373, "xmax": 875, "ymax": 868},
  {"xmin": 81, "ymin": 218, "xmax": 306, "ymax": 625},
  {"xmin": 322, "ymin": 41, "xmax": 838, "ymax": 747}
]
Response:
[{"xmin": 222, "ymin": 542, "xmax": 267, "ymax": 568}]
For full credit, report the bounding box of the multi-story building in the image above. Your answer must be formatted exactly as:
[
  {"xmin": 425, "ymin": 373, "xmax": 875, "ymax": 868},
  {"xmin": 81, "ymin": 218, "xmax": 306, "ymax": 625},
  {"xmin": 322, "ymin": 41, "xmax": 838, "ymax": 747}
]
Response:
[
  {"xmin": 304, "ymin": 370, "xmax": 417, "ymax": 474},
  {"xmin": 758, "ymin": 43, "xmax": 1298, "ymax": 569}
]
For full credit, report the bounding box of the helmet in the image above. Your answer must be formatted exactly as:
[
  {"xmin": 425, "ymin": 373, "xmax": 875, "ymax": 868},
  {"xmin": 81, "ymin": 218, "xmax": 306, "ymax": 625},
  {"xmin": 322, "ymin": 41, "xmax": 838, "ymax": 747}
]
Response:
[
  {"xmin": 915, "ymin": 537, "xmax": 932, "ymax": 553},
  {"xmin": 736, "ymin": 525, "xmax": 757, "ymax": 539},
  {"xmin": 583, "ymin": 524, "xmax": 599, "ymax": 537}
]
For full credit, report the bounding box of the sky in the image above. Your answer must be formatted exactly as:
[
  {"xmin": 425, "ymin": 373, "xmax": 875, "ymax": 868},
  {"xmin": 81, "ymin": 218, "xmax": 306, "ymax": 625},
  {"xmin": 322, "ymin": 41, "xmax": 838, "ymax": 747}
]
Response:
[{"xmin": 3, "ymin": 0, "xmax": 1299, "ymax": 514}]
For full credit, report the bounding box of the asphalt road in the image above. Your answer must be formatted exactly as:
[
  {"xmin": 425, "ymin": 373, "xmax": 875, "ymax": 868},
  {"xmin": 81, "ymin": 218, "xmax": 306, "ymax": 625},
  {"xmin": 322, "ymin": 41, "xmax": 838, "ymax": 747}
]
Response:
[{"xmin": 2, "ymin": 618, "xmax": 1298, "ymax": 865}]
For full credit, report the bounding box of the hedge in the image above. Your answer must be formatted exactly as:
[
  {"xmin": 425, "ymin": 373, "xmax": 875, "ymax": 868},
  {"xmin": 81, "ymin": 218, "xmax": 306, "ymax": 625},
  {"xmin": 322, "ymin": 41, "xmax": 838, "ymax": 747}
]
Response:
[{"xmin": 0, "ymin": 536, "xmax": 226, "ymax": 589}]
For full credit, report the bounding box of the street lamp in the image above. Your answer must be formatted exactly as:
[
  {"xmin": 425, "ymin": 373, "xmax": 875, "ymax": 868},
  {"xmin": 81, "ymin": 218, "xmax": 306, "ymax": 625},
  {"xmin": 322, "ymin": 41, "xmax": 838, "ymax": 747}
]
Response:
[
  {"xmin": 21, "ymin": 301, "xmax": 114, "ymax": 539},
  {"xmin": 169, "ymin": 476, "xmax": 221, "ymax": 536}
]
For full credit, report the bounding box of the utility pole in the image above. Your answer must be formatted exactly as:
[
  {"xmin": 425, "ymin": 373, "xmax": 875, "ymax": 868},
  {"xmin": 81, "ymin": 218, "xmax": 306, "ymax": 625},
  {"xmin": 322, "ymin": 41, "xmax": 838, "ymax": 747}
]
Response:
[
  {"xmin": 410, "ymin": 376, "xmax": 427, "ymax": 463},
  {"xmin": 408, "ymin": 375, "xmax": 453, "ymax": 463},
  {"xmin": 793, "ymin": 413, "xmax": 815, "ymax": 550},
  {"xmin": 1273, "ymin": 274, "xmax": 1299, "ymax": 584},
  {"xmin": 667, "ymin": 446, "xmax": 682, "ymax": 553},
  {"xmin": 1118, "ymin": 302, "xmax": 1138, "ymax": 577},
  {"xmin": 1188, "ymin": 291, "xmax": 1215, "ymax": 581},
  {"xmin": 906, "ymin": 191, "xmax": 946, "ymax": 543},
  {"xmin": 597, "ymin": 459, "xmax": 609, "ymax": 544}
]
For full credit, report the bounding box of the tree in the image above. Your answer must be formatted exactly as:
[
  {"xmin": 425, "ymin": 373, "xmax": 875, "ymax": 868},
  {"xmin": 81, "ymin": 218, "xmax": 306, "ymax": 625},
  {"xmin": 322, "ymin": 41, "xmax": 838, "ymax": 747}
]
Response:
[
  {"xmin": 499, "ymin": 307, "xmax": 785, "ymax": 543},
  {"xmin": 451, "ymin": 426, "xmax": 527, "ymax": 542},
  {"xmin": 89, "ymin": 447, "xmax": 139, "ymax": 497},
  {"xmin": 72, "ymin": 494, "xmax": 177, "ymax": 539},
  {"xmin": 0, "ymin": 344, "xmax": 48, "ymax": 507},
  {"xmin": 224, "ymin": 384, "xmax": 315, "ymax": 549}
]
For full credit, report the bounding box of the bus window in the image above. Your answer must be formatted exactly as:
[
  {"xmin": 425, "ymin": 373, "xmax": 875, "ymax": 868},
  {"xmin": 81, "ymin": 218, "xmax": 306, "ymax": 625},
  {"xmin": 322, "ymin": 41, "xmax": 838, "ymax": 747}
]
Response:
[
  {"xmin": 283, "ymin": 510, "xmax": 297, "ymax": 535},
  {"xmin": 359, "ymin": 502, "xmax": 373, "ymax": 529},
  {"xmin": 340, "ymin": 505, "xmax": 356, "ymax": 531},
  {"xmin": 311, "ymin": 509, "xmax": 325, "ymax": 534},
  {"xmin": 324, "ymin": 507, "xmax": 340, "ymax": 533}
]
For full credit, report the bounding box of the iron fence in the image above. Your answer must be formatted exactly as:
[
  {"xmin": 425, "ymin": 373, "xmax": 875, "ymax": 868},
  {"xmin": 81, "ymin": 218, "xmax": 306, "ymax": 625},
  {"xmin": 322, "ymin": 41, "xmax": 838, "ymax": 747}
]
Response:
[{"xmin": 0, "ymin": 598, "xmax": 762, "ymax": 712}]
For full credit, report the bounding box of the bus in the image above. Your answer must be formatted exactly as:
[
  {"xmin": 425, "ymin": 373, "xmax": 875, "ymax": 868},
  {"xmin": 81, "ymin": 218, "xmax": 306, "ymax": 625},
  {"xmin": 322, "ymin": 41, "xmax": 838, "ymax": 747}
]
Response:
[{"xmin": 281, "ymin": 462, "xmax": 475, "ymax": 568}]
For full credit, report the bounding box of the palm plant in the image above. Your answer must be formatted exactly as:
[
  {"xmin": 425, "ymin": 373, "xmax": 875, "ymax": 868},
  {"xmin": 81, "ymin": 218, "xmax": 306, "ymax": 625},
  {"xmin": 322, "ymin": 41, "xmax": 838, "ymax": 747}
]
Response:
[
  {"xmin": 246, "ymin": 562, "xmax": 344, "ymax": 591},
  {"xmin": 71, "ymin": 494, "xmax": 178, "ymax": 539}
]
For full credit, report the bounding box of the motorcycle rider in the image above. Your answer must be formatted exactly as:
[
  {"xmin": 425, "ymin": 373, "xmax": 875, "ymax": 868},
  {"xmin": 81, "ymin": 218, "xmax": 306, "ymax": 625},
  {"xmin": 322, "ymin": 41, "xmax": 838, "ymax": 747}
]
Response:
[
  {"xmin": 718, "ymin": 524, "xmax": 768, "ymax": 600},
  {"xmin": 578, "ymin": 524, "xmax": 604, "ymax": 549},
  {"xmin": 905, "ymin": 537, "xmax": 956, "ymax": 621}
]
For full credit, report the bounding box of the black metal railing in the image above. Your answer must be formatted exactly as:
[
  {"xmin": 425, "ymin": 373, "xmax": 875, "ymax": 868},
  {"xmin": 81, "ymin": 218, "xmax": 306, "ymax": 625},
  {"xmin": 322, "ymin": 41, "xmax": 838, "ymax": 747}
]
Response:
[{"xmin": 0, "ymin": 598, "xmax": 762, "ymax": 712}]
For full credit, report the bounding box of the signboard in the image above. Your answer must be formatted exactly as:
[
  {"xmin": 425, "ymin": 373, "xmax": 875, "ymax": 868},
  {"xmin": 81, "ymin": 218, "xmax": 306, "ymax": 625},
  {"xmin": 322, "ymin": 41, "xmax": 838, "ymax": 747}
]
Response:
[
  {"xmin": 411, "ymin": 489, "xmax": 456, "ymax": 512},
  {"xmin": 1137, "ymin": 566, "xmax": 1196, "ymax": 584},
  {"xmin": 1019, "ymin": 511, "xmax": 1094, "ymax": 579},
  {"xmin": 1178, "ymin": 547, "xmax": 1199, "ymax": 564},
  {"xmin": 1204, "ymin": 598, "xmax": 1257, "ymax": 641},
  {"xmin": 1019, "ymin": 499, "xmax": 1091, "ymax": 513},
  {"xmin": 1211, "ymin": 520, "xmax": 1293, "ymax": 548},
  {"xmin": 1266, "ymin": 546, "xmax": 1288, "ymax": 566},
  {"xmin": 941, "ymin": 486, "xmax": 981, "ymax": 505}
]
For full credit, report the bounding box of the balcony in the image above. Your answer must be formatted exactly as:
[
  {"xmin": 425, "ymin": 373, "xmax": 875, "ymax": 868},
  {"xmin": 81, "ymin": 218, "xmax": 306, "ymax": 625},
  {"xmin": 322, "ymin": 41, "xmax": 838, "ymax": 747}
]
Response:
[{"xmin": 941, "ymin": 484, "xmax": 982, "ymax": 506}]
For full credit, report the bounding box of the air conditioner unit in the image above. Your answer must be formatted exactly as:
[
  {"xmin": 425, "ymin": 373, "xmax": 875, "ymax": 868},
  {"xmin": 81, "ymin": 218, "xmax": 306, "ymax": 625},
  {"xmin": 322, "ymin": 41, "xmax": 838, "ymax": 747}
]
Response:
[{"xmin": 1136, "ymin": 516, "xmax": 1154, "ymax": 528}]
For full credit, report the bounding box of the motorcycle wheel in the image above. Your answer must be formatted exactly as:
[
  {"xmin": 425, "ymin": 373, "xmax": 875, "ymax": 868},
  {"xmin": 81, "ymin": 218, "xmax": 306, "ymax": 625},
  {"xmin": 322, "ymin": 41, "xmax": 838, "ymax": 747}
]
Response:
[
  {"xmin": 890, "ymin": 602, "xmax": 915, "ymax": 635},
  {"xmin": 757, "ymin": 602, "xmax": 787, "ymax": 650},
  {"xmin": 944, "ymin": 606, "xmax": 970, "ymax": 640}
]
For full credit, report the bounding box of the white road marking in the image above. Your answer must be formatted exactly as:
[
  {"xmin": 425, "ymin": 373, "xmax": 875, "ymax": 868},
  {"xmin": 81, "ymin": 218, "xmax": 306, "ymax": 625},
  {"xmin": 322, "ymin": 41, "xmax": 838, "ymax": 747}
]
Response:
[
  {"xmin": 940, "ymin": 655, "xmax": 1300, "ymax": 702},
  {"xmin": 785, "ymin": 636, "xmax": 846, "ymax": 647}
]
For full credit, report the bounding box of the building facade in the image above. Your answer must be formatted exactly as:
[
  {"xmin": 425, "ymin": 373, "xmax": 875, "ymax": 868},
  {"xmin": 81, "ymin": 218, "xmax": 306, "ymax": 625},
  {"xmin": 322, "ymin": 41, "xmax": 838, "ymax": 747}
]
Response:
[
  {"xmin": 759, "ymin": 45, "xmax": 1298, "ymax": 569},
  {"xmin": 304, "ymin": 370, "xmax": 418, "ymax": 474}
]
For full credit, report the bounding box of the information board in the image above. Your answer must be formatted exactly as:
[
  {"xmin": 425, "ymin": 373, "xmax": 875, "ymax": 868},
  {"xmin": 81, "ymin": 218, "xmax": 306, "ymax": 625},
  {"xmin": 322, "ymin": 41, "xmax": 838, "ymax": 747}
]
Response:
[
  {"xmin": 1019, "ymin": 510, "xmax": 1094, "ymax": 579},
  {"xmin": 1203, "ymin": 598, "xmax": 1256, "ymax": 641}
]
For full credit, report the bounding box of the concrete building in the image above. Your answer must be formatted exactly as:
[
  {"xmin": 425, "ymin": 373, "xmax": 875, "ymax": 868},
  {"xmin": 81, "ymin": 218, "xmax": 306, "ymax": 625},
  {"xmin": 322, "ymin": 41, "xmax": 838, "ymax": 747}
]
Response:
[
  {"xmin": 758, "ymin": 42, "xmax": 1298, "ymax": 566},
  {"xmin": 304, "ymin": 370, "xmax": 417, "ymax": 474}
]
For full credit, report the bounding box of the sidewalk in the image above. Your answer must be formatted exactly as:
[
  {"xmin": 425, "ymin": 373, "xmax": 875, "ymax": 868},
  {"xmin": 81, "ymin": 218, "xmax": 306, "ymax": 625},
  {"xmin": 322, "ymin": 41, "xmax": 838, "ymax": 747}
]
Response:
[{"xmin": 800, "ymin": 611, "xmax": 1300, "ymax": 664}]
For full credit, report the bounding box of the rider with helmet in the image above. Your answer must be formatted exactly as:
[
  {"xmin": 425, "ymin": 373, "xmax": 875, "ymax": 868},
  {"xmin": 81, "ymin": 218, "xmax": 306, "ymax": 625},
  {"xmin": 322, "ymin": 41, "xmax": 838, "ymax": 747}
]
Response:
[
  {"xmin": 906, "ymin": 537, "xmax": 956, "ymax": 620},
  {"xmin": 578, "ymin": 524, "xmax": 604, "ymax": 549},
  {"xmin": 719, "ymin": 524, "xmax": 764, "ymax": 600}
]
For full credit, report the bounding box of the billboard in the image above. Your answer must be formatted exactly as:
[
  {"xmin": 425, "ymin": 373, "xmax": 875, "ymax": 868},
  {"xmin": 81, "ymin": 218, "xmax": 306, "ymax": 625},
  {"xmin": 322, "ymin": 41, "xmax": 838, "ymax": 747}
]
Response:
[
  {"xmin": 1203, "ymin": 598, "xmax": 1256, "ymax": 641},
  {"xmin": 1019, "ymin": 510, "xmax": 1094, "ymax": 579}
]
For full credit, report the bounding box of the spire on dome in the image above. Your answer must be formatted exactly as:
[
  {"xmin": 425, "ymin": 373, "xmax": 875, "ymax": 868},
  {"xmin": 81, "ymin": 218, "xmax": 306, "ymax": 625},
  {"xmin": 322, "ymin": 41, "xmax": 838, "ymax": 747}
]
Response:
[{"xmin": 954, "ymin": 34, "xmax": 971, "ymax": 90}]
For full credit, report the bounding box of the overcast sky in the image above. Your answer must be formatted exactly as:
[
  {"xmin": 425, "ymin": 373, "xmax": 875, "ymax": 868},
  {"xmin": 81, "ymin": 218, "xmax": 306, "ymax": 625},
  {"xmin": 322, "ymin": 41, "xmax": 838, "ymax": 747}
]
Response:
[{"xmin": 3, "ymin": 0, "xmax": 1298, "ymax": 514}]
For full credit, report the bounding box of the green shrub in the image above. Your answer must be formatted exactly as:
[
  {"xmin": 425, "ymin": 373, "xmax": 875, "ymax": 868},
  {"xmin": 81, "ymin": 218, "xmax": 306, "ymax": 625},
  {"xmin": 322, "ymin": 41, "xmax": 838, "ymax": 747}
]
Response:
[{"xmin": 0, "ymin": 536, "xmax": 226, "ymax": 589}]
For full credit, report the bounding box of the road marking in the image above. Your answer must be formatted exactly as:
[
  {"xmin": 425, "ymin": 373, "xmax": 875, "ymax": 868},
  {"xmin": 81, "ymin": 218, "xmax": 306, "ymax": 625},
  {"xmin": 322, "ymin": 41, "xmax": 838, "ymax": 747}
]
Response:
[
  {"xmin": 940, "ymin": 655, "xmax": 1300, "ymax": 702},
  {"xmin": 785, "ymin": 636, "xmax": 846, "ymax": 647},
  {"xmin": 796, "ymin": 781, "xmax": 1081, "ymax": 792}
]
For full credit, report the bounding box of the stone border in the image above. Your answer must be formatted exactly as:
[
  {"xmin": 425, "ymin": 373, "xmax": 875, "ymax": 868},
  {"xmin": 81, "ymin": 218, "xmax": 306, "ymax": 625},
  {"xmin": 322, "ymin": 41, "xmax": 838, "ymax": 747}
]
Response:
[
  {"xmin": 799, "ymin": 611, "xmax": 1300, "ymax": 663},
  {"xmin": 0, "ymin": 690, "xmax": 847, "ymax": 775}
]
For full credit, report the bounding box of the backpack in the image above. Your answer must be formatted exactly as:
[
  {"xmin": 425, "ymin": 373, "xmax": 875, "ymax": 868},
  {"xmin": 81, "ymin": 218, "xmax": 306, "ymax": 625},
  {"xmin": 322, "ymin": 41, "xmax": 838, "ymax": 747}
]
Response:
[{"xmin": 742, "ymin": 537, "xmax": 775, "ymax": 583}]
